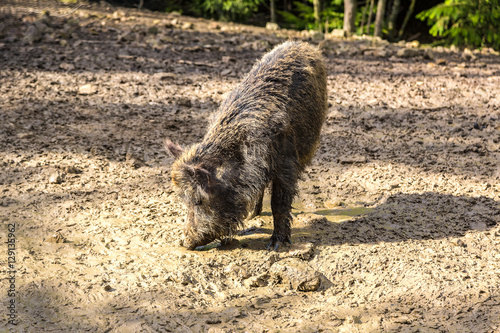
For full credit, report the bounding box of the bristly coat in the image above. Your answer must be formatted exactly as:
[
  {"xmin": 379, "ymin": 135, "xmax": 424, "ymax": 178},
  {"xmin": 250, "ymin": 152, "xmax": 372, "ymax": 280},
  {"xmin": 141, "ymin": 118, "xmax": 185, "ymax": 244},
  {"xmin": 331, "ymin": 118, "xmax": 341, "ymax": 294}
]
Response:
[{"xmin": 166, "ymin": 41, "xmax": 327, "ymax": 249}]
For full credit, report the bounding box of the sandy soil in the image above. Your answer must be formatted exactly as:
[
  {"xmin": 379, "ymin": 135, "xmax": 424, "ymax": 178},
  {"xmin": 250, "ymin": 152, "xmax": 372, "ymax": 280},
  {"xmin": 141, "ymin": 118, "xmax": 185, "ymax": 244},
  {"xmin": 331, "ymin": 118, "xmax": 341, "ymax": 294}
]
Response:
[{"xmin": 1, "ymin": 0, "xmax": 500, "ymax": 332}]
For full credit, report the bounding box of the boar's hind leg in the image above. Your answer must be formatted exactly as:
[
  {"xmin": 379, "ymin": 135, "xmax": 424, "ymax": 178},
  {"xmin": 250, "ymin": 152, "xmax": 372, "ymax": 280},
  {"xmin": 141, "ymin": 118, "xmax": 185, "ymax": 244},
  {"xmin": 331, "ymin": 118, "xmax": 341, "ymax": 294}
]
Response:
[
  {"xmin": 268, "ymin": 161, "xmax": 298, "ymax": 250},
  {"xmin": 249, "ymin": 191, "xmax": 264, "ymax": 219}
]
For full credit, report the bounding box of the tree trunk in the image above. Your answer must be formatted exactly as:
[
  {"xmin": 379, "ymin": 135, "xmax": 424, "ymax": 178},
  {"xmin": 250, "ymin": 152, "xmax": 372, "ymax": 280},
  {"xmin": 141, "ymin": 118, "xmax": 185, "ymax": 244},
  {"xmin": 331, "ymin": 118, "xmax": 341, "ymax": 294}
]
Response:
[
  {"xmin": 397, "ymin": 0, "xmax": 416, "ymax": 40},
  {"xmin": 270, "ymin": 0, "xmax": 276, "ymax": 23},
  {"xmin": 387, "ymin": 0, "xmax": 401, "ymax": 41},
  {"xmin": 366, "ymin": 0, "xmax": 375, "ymax": 34},
  {"xmin": 360, "ymin": 0, "xmax": 369, "ymax": 34},
  {"xmin": 313, "ymin": 0, "xmax": 321, "ymax": 30},
  {"xmin": 374, "ymin": 0, "xmax": 386, "ymax": 37},
  {"xmin": 343, "ymin": 0, "xmax": 358, "ymax": 36}
]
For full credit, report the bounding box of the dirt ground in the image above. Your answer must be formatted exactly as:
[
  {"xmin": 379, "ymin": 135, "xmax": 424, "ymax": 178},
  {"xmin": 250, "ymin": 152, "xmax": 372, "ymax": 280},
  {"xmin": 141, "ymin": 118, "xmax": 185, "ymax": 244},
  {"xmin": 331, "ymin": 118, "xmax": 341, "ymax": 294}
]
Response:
[{"xmin": 1, "ymin": 0, "xmax": 500, "ymax": 332}]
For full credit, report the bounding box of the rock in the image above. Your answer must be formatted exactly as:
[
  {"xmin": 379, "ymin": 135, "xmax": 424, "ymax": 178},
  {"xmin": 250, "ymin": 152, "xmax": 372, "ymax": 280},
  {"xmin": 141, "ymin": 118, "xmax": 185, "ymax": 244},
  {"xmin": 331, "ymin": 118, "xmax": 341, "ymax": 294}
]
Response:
[
  {"xmin": 318, "ymin": 39, "xmax": 337, "ymax": 50},
  {"xmin": 405, "ymin": 40, "xmax": 420, "ymax": 48},
  {"xmin": 396, "ymin": 48, "xmax": 422, "ymax": 58},
  {"xmin": 49, "ymin": 172, "xmax": 63, "ymax": 184},
  {"xmin": 251, "ymin": 40, "xmax": 270, "ymax": 51},
  {"xmin": 286, "ymin": 242, "xmax": 315, "ymax": 260},
  {"xmin": 221, "ymin": 56, "xmax": 235, "ymax": 63},
  {"xmin": 270, "ymin": 258, "xmax": 323, "ymax": 292},
  {"xmin": 265, "ymin": 22, "xmax": 279, "ymax": 31},
  {"xmin": 177, "ymin": 97, "xmax": 192, "ymax": 107},
  {"xmin": 153, "ymin": 72, "xmax": 177, "ymax": 81},
  {"xmin": 64, "ymin": 165, "xmax": 82, "ymax": 174},
  {"xmin": 364, "ymin": 49, "xmax": 390, "ymax": 57},
  {"xmin": 424, "ymin": 48, "xmax": 435, "ymax": 60},
  {"xmin": 436, "ymin": 58, "xmax": 447, "ymax": 66},
  {"xmin": 16, "ymin": 132, "xmax": 33, "ymax": 139},
  {"xmin": 59, "ymin": 63, "xmax": 75, "ymax": 71},
  {"xmin": 310, "ymin": 30, "xmax": 324, "ymax": 41},
  {"xmin": 78, "ymin": 84, "xmax": 97, "ymax": 95},
  {"xmin": 181, "ymin": 22, "xmax": 194, "ymax": 30},
  {"xmin": 46, "ymin": 231, "xmax": 67, "ymax": 243},
  {"xmin": 462, "ymin": 48, "xmax": 476, "ymax": 61},
  {"xmin": 330, "ymin": 29, "xmax": 345, "ymax": 38}
]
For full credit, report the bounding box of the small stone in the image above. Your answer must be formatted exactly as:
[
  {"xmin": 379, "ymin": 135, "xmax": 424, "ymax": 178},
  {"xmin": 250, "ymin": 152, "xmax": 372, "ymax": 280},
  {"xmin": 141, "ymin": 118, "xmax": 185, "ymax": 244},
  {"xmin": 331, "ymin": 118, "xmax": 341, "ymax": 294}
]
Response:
[
  {"xmin": 46, "ymin": 231, "xmax": 67, "ymax": 243},
  {"xmin": 330, "ymin": 29, "xmax": 345, "ymax": 38},
  {"xmin": 177, "ymin": 97, "xmax": 192, "ymax": 107},
  {"xmin": 181, "ymin": 22, "xmax": 193, "ymax": 30},
  {"xmin": 310, "ymin": 31, "xmax": 324, "ymax": 41},
  {"xmin": 405, "ymin": 40, "xmax": 420, "ymax": 48},
  {"xmin": 265, "ymin": 22, "xmax": 279, "ymax": 31},
  {"xmin": 206, "ymin": 317, "xmax": 221, "ymax": 324},
  {"xmin": 287, "ymin": 242, "xmax": 315, "ymax": 260},
  {"xmin": 17, "ymin": 132, "xmax": 33, "ymax": 139},
  {"xmin": 220, "ymin": 68, "xmax": 232, "ymax": 76},
  {"xmin": 78, "ymin": 84, "xmax": 97, "ymax": 95},
  {"xmin": 49, "ymin": 172, "xmax": 62, "ymax": 184},
  {"xmin": 104, "ymin": 285, "xmax": 113, "ymax": 291},
  {"xmin": 59, "ymin": 62, "xmax": 74, "ymax": 71},
  {"xmin": 153, "ymin": 72, "xmax": 177, "ymax": 80},
  {"xmin": 436, "ymin": 58, "xmax": 447, "ymax": 66},
  {"xmin": 424, "ymin": 48, "xmax": 435, "ymax": 60},
  {"xmin": 396, "ymin": 48, "xmax": 421, "ymax": 58},
  {"xmin": 222, "ymin": 56, "xmax": 235, "ymax": 63},
  {"xmin": 64, "ymin": 165, "xmax": 82, "ymax": 174},
  {"xmin": 462, "ymin": 48, "xmax": 476, "ymax": 61}
]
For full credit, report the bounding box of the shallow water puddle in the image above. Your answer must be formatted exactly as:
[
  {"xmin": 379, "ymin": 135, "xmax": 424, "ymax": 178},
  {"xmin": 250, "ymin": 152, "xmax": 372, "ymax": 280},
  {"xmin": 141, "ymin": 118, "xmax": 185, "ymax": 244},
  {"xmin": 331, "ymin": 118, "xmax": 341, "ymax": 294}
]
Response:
[{"xmin": 312, "ymin": 206, "xmax": 374, "ymax": 223}]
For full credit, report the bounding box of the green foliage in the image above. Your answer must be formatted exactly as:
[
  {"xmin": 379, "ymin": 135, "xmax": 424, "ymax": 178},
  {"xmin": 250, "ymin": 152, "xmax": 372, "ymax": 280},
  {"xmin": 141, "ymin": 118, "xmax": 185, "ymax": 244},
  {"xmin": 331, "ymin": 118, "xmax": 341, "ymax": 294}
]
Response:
[
  {"xmin": 323, "ymin": 0, "xmax": 345, "ymax": 31},
  {"xmin": 278, "ymin": 0, "xmax": 344, "ymax": 31},
  {"xmin": 417, "ymin": 0, "xmax": 500, "ymax": 50},
  {"xmin": 192, "ymin": 0, "xmax": 264, "ymax": 22},
  {"xmin": 278, "ymin": 1, "xmax": 315, "ymax": 30}
]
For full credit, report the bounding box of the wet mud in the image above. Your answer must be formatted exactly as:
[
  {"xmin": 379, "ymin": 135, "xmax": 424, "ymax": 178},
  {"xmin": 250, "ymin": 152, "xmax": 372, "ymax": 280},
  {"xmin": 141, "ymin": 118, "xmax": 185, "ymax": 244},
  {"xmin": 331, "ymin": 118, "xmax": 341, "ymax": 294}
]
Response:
[{"xmin": 1, "ymin": 0, "xmax": 500, "ymax": 331}]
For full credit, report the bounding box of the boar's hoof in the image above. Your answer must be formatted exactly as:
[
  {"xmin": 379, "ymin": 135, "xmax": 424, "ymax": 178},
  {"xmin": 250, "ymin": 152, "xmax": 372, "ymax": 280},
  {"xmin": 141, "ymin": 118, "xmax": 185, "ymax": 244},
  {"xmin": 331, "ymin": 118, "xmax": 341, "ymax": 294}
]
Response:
[{"xmin": 267, "ymin": 236, "xmax": 292, "ymax": 251}]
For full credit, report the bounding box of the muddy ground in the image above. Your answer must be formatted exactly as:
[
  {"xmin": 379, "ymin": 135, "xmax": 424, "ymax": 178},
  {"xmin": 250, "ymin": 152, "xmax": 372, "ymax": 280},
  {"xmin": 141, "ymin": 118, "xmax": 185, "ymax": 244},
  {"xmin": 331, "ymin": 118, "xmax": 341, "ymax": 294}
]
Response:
[{"xmin": 1, "ymin": 0, "xmax": 500, "ymax": 332}]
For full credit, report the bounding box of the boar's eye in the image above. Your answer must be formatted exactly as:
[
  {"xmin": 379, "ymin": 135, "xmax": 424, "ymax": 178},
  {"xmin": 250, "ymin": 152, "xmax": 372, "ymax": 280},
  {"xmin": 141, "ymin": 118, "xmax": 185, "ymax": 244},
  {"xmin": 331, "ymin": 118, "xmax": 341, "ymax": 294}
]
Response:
[{"xmin": 194, "ymin": 199, "xmax": 203, "ymax": 206}]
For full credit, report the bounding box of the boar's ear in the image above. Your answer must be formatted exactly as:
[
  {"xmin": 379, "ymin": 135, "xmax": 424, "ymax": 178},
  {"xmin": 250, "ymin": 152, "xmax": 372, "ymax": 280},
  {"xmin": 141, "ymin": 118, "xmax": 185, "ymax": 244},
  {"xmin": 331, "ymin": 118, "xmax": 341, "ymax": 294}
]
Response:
[
  {"xmin": 164, "ymin": 139, "xmax": 184, "ymax": 158},
  {"xmin": 186, "ymin": 164, "xmax": 213, "ymax": 196}
]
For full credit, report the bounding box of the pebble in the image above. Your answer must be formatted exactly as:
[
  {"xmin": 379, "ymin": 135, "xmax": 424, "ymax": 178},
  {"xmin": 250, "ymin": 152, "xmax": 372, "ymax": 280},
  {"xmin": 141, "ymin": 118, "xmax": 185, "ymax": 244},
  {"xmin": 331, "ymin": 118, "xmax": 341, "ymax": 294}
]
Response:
[
  {"xmin": 396, "ymin": 48, "xmax": 421, "ymax": 58},
  {"xmin": 265, "ymin": 22, "xmax": 279, "ymax": 31},
  {"xmin": 49, "ymin": 172, "xmax": 62, "ymax": 184},
  {"xmin": 78, "ymin": 84, "xmax": 97, "ymax": 95}
]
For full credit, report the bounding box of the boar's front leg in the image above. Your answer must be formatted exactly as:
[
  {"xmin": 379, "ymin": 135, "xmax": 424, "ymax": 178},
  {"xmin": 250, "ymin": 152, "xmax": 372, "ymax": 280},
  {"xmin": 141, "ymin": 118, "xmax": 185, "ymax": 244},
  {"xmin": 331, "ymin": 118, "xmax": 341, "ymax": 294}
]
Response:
[{"xmin": 268, "ymin": 146, "xmax": 299, "ymax": 250}]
